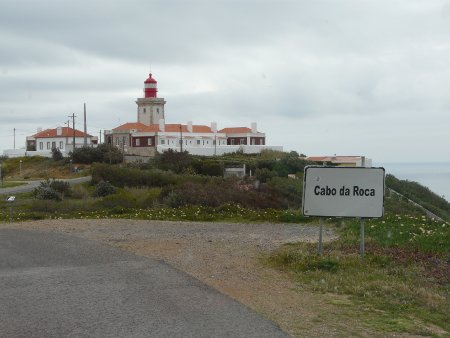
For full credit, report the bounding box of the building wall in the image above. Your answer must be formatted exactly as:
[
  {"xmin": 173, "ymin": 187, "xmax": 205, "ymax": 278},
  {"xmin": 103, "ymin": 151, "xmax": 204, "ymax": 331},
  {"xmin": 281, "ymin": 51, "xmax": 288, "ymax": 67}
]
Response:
[
  {"xmin": 250, "ymin": 137, "xmax": 265, "ymax": 145},
  {"xmin": 136, "ymin": 97, "xmax": 166, "ymax": 125},
  {"xmin": 157, "ymin": 145, "xmax": 282, "ymax": 156},
  {"xmin": 132, "ymin": 136, "xmax": 156, "ymax": 147},
  {"xmin": 35, "ymin": 136, "xmax": 91, "ymax": 152},
  {"xmin": 127, "ymin": 146, "xmax": 157, "ymax": 157},
  {"xmin": 227, "ymin": 137, "xmax": 247, "ymax": 145}
]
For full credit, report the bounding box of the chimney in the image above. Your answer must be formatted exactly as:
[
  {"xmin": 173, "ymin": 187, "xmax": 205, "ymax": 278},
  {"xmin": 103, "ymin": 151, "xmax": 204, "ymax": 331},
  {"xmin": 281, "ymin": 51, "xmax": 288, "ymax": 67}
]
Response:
[
  {"xmin": 56, "ymin": 126, "xmax": 62, "ymax": 136},
  {"xmin": 211, "ymin": 122, "xmax": 217, "ymax": 133},
  {"xmin": 251, "ymin": 122, "xmax": 257, "ymax": 133},
  {"xmin": 187, "ymin": 121, "xmax": 193, "ymax": 133},
  {"xmin": 159, "ymin": 119, "xmax": 165, "ymax": 132}
]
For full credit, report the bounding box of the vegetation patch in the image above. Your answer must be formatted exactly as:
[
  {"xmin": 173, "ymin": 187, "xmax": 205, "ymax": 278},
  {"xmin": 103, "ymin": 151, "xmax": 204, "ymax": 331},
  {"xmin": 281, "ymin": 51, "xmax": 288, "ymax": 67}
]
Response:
[
  {"xmin": 0, "ymin": 181, "xmax": 27, "ymax": 188},
  {"xmin": 268, "ymin": 216, "xmax": 449, "ymax": 336}
]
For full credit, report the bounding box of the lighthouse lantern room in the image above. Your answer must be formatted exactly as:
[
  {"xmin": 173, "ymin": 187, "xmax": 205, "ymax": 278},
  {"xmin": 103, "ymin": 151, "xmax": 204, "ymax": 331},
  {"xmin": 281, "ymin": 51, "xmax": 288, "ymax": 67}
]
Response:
[{"xmin": 136, "ymin": 73, "xmax": 166, "ymax": 125}]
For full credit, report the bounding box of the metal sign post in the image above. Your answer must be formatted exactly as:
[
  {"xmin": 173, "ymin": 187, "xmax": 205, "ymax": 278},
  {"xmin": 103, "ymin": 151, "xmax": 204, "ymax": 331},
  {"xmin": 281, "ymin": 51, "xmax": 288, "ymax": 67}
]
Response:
[
  {"xmin": 6, "ymin": 196, "xmax": 15, "ymax": 223},
  {"xmin": 360, "ymin": 218, "xmax": 365, "ymax": 259},
  {"xmin": 318, "ymin": 218, "xmax": 324, "ymax": 255}
]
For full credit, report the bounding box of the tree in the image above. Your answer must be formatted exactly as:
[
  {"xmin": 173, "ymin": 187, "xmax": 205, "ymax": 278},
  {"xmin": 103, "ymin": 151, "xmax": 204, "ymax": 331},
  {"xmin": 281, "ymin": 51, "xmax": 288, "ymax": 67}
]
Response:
[
  {"xmin": 71, "ymin": 144, "xmax": 123, "ymax": 164},
  {"xmin": 153, "ymin": 149, "xmax": 192, "ymax": 173}
]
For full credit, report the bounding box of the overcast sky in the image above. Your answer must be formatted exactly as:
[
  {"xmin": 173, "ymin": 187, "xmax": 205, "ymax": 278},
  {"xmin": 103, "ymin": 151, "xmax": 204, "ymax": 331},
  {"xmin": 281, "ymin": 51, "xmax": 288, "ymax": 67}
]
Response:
[{"xmin": 1, "ymin": 0, "xmax": 449, "ymax": 163}]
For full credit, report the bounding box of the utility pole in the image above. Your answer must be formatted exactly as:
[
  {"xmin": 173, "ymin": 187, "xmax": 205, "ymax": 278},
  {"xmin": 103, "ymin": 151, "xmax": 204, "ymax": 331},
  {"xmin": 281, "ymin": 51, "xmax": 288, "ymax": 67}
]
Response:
[
  {"xmin": 99, "ymin": 130, "xmax": 102, "ymax": 144},
  {"xmin": 65, "ymin": 120, "xmax": 70, "ymax": 149},
  {"xmin": 179, "ymin": 124, "xmax": 183, "ymax": 152},
  {"xmin": 68, "ymin": 113, "xmax": 77, "ymax": 151},
  {"xmin": 83, "ymin": 103, "xmax": 88, "ymax": 146},
  {"xmin": 13, "ymin": 128, "xmax": 16, "ymax": 149}
]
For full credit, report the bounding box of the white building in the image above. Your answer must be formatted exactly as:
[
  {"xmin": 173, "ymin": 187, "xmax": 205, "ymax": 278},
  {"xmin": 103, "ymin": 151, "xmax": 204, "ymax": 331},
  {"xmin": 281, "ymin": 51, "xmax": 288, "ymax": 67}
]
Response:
[
  {"xmin": 20, "ymin": 126, "xmax": 98, "ymax": 157},
  {"xmin": 104, "ymin": 73, "xmax": 282, "ymax": 158}
]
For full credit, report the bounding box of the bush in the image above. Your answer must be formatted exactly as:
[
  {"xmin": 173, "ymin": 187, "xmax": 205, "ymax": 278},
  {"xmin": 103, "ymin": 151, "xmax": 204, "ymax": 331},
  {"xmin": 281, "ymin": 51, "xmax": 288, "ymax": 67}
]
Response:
[
  {"xmin": 33, "ymin": 179, "xmax": 71, "ymax": 201},
  {"xmin": 49, "ymin": 180, "xmax": 71, "ymax": 195},
  {"xmin": 96, "ymin": 190, "xmax": 138, "ymax": 210},
  {"xmin": 255, "ymin": 168, "xmax": 277, "ymax": 183},
  {"xmin": 93, "ymin": 181, "xmax": 116, "ymax": 197},
  {"xmin": 51, "ymin": 148, "xmax": 63, "ymax": 161},
  {"xmin": 71, "ymin": 144, "xmax": 123, "ymax": 164},
  {"xmin": 33, "ymin": 187, "xmax": 61, "ymax": 201},
  {"xmin": 160, "ymin": 179, "xmax": 286, "ymax": 209},
  {"xmin": 153, "ymin": 149, "xmax": 192, "ymax": 173},
  {"xmin": 192, "ymin": 159, "xmax": 224, "ymax": 176},
  {"xmin": 91, "ymin": 163, "xmax": 178, "ymax": 188}
]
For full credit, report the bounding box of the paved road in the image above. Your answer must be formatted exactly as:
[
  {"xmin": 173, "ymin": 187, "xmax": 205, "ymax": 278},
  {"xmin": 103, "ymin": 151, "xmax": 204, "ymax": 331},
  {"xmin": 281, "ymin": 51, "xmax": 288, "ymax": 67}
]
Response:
[
  {"xmin": 0, "ymin": 228, "xmax": 289, "ymax": 338},
  {"xmin": 0, "ymin": 176, "xmax": 92, "ymax": 195}
]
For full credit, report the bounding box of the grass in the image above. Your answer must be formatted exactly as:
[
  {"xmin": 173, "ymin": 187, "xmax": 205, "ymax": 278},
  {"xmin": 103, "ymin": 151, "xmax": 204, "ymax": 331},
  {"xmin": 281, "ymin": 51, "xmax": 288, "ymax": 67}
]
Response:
[
  {"xmin": 268, "ymin": 216, "xmax": 450, "ymax": 336},
  {"xmin": 0, "ymin": 182, "xmax": 313, "ymax": 223},
  {"xmin": 0, "ymin": 156, "xmax": 90, "ymax": 180},
  {"xmin": 0, "ymin": 181, "xmax": 27, "ymax": 188}
]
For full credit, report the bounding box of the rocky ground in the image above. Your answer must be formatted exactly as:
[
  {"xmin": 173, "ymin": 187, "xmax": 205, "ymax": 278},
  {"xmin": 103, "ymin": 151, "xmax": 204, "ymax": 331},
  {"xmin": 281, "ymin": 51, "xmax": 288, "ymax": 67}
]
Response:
[{"xmin": 0, "ymin": 219, "xmax": 400, "ymax": 337}]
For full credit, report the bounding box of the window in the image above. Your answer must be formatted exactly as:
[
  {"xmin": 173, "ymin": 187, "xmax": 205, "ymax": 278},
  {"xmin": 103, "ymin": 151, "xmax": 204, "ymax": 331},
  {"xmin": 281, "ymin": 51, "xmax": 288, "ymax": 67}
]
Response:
[
  {"xmin": 136, "ymin": 138, "xmax": 140, "ymax": 146},
  {"xmin": 47, "ymin": 142, "xmax": 50, "ymax": 149},
  {"xmin": 240, "ymin": 138, "xmax": 245, "ymax": 145},
  {"xmin": 231, "ymin": 139, "xmax": 235, "ymax": 145},
  {"xmin": 143, "ymin": 108, "xmax": 146, "ymax": 113},
  {"xmin": 148, "ymin": 138, "xmax": 152, "ymax": 146},
  {"xmin": 157, "ymin": 108, "xmax": 159, "ymax": 113},
  {"xmin": 59, "ymin": 141, "xmax": 64, "ymax": 149},
  {"xmin": 197, "ymin": 140, "xmax": 200, "ymax": 145},
  {"xmin": 52, "ymin": 141, "xmax": 56, "ymax": 149},
  {"xmin": 39, "ymin": 142, "xmax": 43, "ymax": 150},
  {"xmin": 160, "ymin": 139, "xmax": 165, "ymax": 145}
]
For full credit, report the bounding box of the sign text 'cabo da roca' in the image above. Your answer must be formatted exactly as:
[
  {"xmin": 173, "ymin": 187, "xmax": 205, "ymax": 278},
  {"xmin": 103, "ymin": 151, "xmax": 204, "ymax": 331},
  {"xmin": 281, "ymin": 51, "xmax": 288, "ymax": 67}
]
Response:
[{"xmin": 302, "ymin": 166, "xmax": 385, "ymax": 218}]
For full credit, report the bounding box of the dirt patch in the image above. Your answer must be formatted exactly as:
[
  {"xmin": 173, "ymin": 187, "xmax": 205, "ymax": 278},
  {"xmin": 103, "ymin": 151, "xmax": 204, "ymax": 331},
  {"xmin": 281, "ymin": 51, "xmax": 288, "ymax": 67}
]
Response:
[{"xmin": 0, "ymin": 219, "xmax": 390, "ymax": 337}]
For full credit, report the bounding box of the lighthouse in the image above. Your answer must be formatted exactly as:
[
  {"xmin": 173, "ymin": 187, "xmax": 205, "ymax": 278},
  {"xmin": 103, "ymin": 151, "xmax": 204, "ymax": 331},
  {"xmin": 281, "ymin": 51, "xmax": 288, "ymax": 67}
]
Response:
[{"xmin": 136, "ymin": 73, "xmax": 166, "ymax": 125}]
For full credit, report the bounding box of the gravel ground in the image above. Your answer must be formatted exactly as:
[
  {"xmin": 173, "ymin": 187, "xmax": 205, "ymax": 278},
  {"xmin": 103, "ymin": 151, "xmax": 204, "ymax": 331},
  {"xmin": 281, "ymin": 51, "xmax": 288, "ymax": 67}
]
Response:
[{"xmin": 0, "ymin": 219, "xmax": 384, "ymax": 337}]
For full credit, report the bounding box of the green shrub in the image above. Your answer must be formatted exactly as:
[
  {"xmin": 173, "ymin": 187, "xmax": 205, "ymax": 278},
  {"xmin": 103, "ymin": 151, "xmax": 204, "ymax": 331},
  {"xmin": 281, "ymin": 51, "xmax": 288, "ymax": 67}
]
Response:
[
  {"xmin": 255, "ymin": 168, "xmax": 277, "ymax": 183},
  {"xmin": 72, "ymin": 144, "xmax": 123, "ymax": 164},
  {"xmin": 49, "ymin": 180, "xmax": 71, "ymax": 196},
  {"xmin": 91, "ymin": 163, "xmax": 178, "ymax": 188},
  {"xmin": 97, "ymin": 190, "xmax": 138, "ymax": 210},
  {"xmin": 51, "ymin": 148, "xmax": 64, "ymax": 161},
  {"xmin": 93, "ymin": 181, "xmax": 116, "ymax": 197},
  {"xmin": 33, "ymin": 179, "xmax": 71, "ymax": 201},
  {"xmin": 33, "ymin": 187, "xmax": 61, "ymax": 201},
  {"xmin": 153, "ymin": 149, "xmax": 192, "ymax": 173}
]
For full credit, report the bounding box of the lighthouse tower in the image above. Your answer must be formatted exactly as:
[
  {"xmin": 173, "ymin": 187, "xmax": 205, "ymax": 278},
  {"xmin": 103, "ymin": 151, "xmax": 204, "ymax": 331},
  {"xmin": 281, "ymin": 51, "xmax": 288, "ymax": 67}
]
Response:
[{"xmin": 136, "ymin": 73, "xmax": 166, "ymax": 125}]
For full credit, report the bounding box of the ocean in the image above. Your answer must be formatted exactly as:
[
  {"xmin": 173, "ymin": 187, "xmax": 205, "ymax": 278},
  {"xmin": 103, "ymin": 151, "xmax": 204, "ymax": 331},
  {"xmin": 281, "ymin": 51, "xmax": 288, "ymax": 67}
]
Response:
[{"xmin": 375, "ymin": 162, "xmax": 450, "ymax": 202}]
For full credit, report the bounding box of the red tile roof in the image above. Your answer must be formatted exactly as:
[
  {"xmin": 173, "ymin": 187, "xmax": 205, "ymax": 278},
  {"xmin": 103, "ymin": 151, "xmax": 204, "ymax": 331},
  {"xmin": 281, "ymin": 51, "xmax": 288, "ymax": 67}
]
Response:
[
  {"xmin": 113, "ymin": 123, "xmax": 229, "ymax": 134},
  {"xmin": 33, "ymin": 127, "xmax": 92, "ymax": 138},
  {"xmin": 164, "ymin": 124, "xmax": 213, "ymax": 133},
  {"xmin": 192, "ymin": 125, "xmax": 212, "ymax": 133},
  {"xmin": 113, "ymin": 122, "xmax": 149, "ymax": 132},
  {"xmin": 164, "ymin": 124, "xmax": 189, "ymax": 133},
  {"xmin": 218, "ymin": 127, "xmax": 252, "ymax": 134}
]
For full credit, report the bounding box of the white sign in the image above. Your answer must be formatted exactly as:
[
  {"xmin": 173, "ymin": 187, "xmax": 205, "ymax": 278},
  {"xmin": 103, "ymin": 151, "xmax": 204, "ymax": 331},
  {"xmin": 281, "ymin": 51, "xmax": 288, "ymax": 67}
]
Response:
[{"xmin": 302, "ymin": 166, "xmax": 385, "ymax": 218}]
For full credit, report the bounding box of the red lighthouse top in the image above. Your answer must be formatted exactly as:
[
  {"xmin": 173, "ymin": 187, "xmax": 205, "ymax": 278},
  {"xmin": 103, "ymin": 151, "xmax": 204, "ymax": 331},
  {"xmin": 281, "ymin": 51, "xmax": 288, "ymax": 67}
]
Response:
[{"xmin": 144, "ymin": 73, "xmax": 157, "ymax": 98}]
